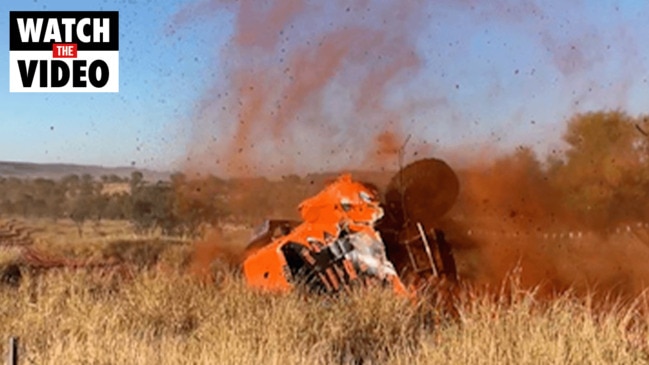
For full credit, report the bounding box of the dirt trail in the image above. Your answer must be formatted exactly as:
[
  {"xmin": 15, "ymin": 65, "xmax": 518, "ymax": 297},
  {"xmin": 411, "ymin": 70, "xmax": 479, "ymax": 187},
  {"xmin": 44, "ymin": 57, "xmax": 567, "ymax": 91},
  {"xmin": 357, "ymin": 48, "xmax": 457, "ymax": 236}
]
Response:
[{"xmin": 0, "ymin": 219, "xmax": 34, "ymax": 247}]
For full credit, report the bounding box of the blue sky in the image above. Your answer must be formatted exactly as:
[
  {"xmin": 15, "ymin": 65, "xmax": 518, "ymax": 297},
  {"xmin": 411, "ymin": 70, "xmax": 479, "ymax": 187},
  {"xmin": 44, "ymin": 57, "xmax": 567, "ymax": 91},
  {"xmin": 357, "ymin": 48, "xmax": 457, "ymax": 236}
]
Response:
[
  {"xmin": 1, "ymin": 1, "xmax": 649, "ymax": 173},
  {"xmin": 1, "ymin": 0, "xmax": 229, "ymax": 169}
]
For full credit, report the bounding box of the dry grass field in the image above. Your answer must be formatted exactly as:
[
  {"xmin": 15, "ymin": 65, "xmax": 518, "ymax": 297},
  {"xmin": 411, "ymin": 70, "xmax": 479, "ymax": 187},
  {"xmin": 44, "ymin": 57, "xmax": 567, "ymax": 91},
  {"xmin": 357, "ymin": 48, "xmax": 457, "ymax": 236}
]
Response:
[{"xmin": 1, "ymin": 218, "xmax": 649, "ymax": 364}]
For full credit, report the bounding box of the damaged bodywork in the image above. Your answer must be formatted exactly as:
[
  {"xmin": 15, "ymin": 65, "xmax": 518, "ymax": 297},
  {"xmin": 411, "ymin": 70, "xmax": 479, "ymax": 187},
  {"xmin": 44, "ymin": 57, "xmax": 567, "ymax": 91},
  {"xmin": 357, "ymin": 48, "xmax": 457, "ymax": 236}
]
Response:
[{"xmin": 242, "ymin": 158, "xmax": 460, "ymax": 296}]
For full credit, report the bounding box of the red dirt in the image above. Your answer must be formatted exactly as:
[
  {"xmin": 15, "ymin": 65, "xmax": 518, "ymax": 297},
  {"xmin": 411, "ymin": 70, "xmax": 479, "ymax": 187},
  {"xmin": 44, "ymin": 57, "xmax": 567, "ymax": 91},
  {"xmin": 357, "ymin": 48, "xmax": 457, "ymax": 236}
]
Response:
[
  {"xmin": 442, "ymin": 154, "xmax": 649, "ymax": 302},
  {"xmin": 173, "ymin": 0, "xmax": 432, "ymax": 177},
  {"xmin": 170, "ymin": 1, "xmax": 649, "ymax": 304}
]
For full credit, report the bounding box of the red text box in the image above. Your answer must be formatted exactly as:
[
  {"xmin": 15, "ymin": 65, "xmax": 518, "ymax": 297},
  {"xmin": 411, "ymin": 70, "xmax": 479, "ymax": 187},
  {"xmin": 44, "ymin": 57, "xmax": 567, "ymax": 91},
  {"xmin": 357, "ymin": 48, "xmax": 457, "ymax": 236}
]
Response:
[{"xmin": 52, "ymin": 43, "xmax": 78, "ymax": 58}]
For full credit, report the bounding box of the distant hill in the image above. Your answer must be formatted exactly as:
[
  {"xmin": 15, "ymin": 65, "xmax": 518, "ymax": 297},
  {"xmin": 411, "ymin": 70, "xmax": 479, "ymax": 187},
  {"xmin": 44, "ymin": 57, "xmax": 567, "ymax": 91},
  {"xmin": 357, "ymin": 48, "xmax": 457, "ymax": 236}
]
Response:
[
  {"xmin": 0, "ymin": 161, "xmax": 401, "ymax": 186},
  {"xmin": 0, "ymin": 161, "xmax": 170, "ymax": 181}
]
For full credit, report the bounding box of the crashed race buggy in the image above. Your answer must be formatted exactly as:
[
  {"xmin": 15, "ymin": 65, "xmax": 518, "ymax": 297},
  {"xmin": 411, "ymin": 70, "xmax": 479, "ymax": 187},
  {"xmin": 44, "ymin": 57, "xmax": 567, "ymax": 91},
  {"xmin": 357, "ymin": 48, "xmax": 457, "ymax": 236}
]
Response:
[{"xmin": 241, "ymin": 158, "xmax": 461, "ymax": 296}]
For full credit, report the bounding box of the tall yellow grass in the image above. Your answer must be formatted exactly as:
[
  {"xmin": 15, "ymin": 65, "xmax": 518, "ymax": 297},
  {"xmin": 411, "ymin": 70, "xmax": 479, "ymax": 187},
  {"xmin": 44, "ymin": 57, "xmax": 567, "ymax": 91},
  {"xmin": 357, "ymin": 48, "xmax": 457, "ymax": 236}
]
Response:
[
  {"xmin": 0, "ymin": 219, "xmax": 648, "ymax": 364},
  {"xmin": 0, "ymin": 270, "xmax": 648, "ymax": 364}
]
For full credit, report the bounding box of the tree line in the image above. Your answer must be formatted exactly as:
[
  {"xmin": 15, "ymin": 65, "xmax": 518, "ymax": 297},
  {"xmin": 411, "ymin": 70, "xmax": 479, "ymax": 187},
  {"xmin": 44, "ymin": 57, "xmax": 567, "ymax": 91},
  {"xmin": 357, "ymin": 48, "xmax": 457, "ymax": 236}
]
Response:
[
  {"xmin": 455, "ymin": 110, "xmax": 649, "ymax": 230},
  {"xmin": 0, "ymin": 170, "xmax": 320, "ymax": 237},
  {"xmin": 2, "ymin": 110, "xmax": 648, "ymax": 235}
]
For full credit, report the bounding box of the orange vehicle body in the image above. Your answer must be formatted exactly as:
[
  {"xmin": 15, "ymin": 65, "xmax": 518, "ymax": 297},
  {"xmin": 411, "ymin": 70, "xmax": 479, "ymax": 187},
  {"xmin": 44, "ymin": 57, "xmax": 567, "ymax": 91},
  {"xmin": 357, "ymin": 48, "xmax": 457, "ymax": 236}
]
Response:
[{"xmin": 242, "ymin": 174, "xmax": 409, "ymax": 295}]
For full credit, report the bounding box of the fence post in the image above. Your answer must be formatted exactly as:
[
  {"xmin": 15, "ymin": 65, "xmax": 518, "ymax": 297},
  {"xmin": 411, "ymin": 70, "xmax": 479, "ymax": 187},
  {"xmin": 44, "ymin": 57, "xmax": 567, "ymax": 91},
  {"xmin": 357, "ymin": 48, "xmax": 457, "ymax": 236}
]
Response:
[{"xmin": 7, "ymin": 337, "xmax": 17, "ymax": 365}]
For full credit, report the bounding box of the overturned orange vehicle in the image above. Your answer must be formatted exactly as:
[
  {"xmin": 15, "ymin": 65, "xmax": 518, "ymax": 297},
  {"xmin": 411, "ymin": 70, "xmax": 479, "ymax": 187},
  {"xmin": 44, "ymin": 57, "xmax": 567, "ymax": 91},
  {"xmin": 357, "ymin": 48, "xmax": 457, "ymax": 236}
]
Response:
[{"xmin": 242, "ymin": 158, "xmax": 460, "ymax": 296}]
